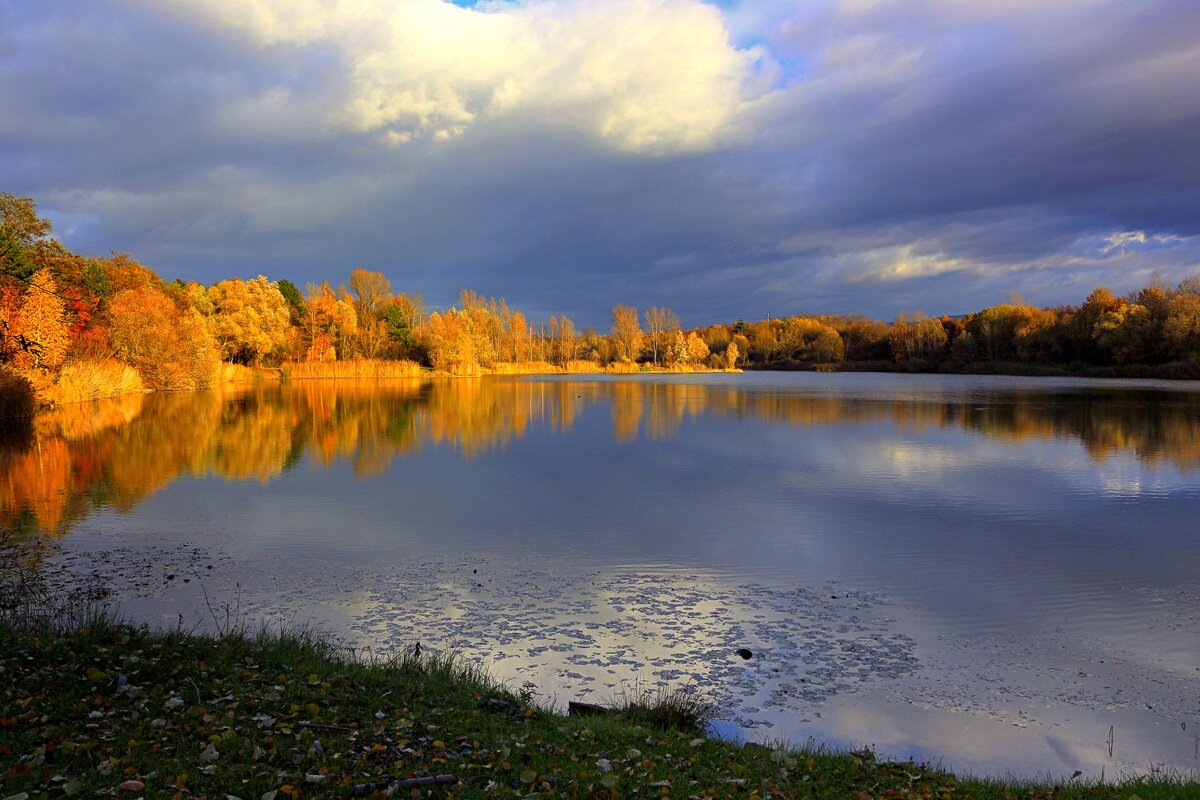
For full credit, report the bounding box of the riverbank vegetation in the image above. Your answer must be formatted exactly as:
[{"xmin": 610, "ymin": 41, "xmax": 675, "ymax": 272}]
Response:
[
  {"xmin": 0, "ymin": 542, "xmax": 1191, "ymax": 800},
  {"xmin": 0, "ymin": 607, "xmax": 1192, "ymax": 799},
  {"xmin": 4, "ymin": 191, "xmax": 1200, "ymax": 416}
]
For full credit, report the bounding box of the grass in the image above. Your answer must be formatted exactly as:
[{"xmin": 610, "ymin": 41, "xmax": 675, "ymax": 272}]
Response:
[
  {"xmin": 1, "ymin": 541, "xmax": 1194, "ymax": 799},
  {"xmin": 595, "ymin": 682, "xmax": 714, "ymax": 734},
  {"xmin": 1, "ymin": 614, "xmax": 1196, "ymax": 799}
]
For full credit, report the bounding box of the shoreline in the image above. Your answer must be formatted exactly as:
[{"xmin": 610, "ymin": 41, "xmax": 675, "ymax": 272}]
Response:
[{"xmin": 1, "ymin": 617, "xmax": 1194, "ymax": 799}]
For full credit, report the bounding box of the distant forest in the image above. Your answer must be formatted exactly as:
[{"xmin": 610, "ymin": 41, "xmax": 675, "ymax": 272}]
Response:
[{"xmin": 3, "ymin": 191, "xmax": 1200, "ymax": 413}]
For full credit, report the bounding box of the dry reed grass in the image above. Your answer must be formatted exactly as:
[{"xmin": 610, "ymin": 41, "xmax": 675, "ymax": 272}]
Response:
[
  {"xmin": 54, "ymin": 359, "xmax": 145, "ymax": 403},
  {"xmin": 604, "ymin": 361, "xmax": 642, "ymax": 374},
  {"xmin": 282, "ymin": 359, "xmax": 426, "ymax": 379},
  {"xmin": 486, "ymin": 361, "xmax": 560, "ymax": 375},
  {"xmin": 217, "ymin": 363, "xmax": 272, "ymax": 384}
]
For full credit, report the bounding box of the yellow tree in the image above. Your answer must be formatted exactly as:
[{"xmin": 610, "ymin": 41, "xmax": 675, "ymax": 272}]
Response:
[
  {"xmin": 686, "ymin": 331, "xmax": 710, "ymax": 364},
  {"xmin": 643, "ymin": 307, "xmax": 680, "ymax": 365},
  {"xmin": 551, "ymin": 315, "xmax": 577, "ymax": 365},
  {"xmin": 1164, "ymin": 292, "xmax": 1200, "ymax": 361},
  {"xmin": 207, "ymin": 276, "xmax": 292, "ymax": 365},
  {"xmin": 10, "ymin": 269, "xmax": 69, "ymax": 372},
  {"xmin": 724, "ymin": 341, "xmax": 739, "ymax": 369},
  {"xmin": 348, "ymin": 269, "xmax": 393, "ymax": 358},
  {"xmin": 421, "ymin": 309, "xmax": 478, "ymax": 373},
  {"xmin": 509, "ymin": 311, "xmax": 530, "ymax": 362},
  {"xmin": 611, "ymin": 305, "xmax": 643, "ymax": 363}
]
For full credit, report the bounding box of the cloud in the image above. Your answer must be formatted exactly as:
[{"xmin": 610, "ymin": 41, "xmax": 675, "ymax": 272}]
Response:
[
  {"xmin": 158, "ymin": 0, "xmax": 775, "ymax": 153},
  {"xmin": 1, "ymin": 0, "xmax": 1197, "ymax": 324}
]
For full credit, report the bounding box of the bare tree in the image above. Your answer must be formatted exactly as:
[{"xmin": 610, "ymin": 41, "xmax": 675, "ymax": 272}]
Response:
[
  {"xmin": 643, "ymin": 306, "xmax": 679, "ymax": 366},
  {"xmin": 611, "ymin": 305, "xmax": 643, "ymax": 363}
]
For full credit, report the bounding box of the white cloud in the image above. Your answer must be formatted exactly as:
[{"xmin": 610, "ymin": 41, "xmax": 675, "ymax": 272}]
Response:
[{"xmin": 161, "ymin": 0, "xmax": 774, "ymax": 153}]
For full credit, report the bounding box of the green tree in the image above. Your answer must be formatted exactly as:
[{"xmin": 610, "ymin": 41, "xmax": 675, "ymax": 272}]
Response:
[
  {"xmin": 385, "ymin": 304, "xmax": 414, "ymax": 350},
  {"xmin": 276, "ymin": 279, "xmax": 306, "ymax": 319}
]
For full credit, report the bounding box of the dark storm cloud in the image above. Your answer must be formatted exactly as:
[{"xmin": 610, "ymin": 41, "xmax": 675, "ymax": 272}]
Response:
[{"xmin": 1, "ymin": 0, "xmax": 1197, "ymax": 327}]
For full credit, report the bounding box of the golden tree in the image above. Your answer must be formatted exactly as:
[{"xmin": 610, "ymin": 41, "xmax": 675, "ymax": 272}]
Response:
[
  {"xmin": 611, "ymin": 305, "xmax": 643, "ymax": 363},
  {"xmin": 686, "ymin": 331, "xmax": 710, "ymax": 364},
  {"xmin": 643, "ymin": 306, "xmax": 679, "ymax": 365},
  {"xmin": 9, "ymin": 269, "xmax": 69, "ymax": 372},
  {"xmin": 207, "ymin": 275, "xmax": 292, "ymax": 365}
]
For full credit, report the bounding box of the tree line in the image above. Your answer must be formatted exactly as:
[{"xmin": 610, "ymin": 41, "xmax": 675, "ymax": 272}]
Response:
[{"xmin": 3, "ymin": 191, "xmax": 1200, "ymax": 410}]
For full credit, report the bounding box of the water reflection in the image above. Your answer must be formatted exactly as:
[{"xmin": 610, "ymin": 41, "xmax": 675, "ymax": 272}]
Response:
[
  {"xmin": 4, "ymin": 376, "xmax": 1200, "ymax": 537},
  {"xmin": 4, "ymin": 374, "xmax": 1200, "ymax": 778}
]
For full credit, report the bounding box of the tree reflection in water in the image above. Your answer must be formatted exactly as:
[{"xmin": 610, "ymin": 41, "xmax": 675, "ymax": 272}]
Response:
[{"xmin": 3, "ymin": 377, "xmax": 1199, "ymax": 537}]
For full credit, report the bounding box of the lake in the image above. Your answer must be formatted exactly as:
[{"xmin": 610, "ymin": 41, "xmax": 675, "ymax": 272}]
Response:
[{"xmin": 4, "ymin": 372, "xmax": 1199, "ymax": 780}]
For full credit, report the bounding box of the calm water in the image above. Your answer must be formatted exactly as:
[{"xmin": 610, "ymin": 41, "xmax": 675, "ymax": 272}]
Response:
[{"xmin": 4, "ymin": 372, "xmax": 1200, "ymax": 780}]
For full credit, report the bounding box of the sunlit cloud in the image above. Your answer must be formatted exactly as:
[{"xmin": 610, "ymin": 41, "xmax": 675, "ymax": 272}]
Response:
[{"xmin": 159, "ymin": 0, "xmax": 776, "ymax": 153}]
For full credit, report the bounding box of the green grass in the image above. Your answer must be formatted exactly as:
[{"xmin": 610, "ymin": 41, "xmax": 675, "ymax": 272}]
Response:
[{"xmin": 2, "ymin": 621, "xmax": 1196, "ymax": 799}]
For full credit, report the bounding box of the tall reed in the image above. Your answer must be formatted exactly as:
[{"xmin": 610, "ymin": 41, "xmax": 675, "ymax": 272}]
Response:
[
  {"xmin": 281, "ymin": 359, "xmax": 426, "ymax": 379},
  {"xmin": 54, "ymin": 359, "xmax": 145, "ymax": 403}
]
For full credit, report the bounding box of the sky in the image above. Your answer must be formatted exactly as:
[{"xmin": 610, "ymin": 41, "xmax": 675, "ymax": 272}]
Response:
[{"xmin": 1, "ymin": 0, "xmax": 1198, "ymax": 327}]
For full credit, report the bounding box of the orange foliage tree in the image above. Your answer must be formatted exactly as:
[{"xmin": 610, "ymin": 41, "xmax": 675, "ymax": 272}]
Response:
[{"xmin": 107, "ymin": 286, "xmax": 219, "ymax": 389}]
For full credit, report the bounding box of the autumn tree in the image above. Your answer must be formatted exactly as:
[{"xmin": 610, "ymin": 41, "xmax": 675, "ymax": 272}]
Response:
[
  {"xmin": 611, "ymin": 305, "xmax": 643, "ymax": 363},
  {"xmin": 1067, "ymin": 287, "xmax": 1124, "ymax": 364},
  {"xmin": 207, "ymin": 276, "xmax": 292, "ymax": 365},
  {"xmin": 643, "ymin": 306, "xmax": 679, "ymax": 366},
  {"xmin": 302, "ymin": 283, "xmax": 358, "ymax": 361},
  {"xmin": 107, "ymin": 286, "xmax": 219, "ymax": 389},
  {"xmin": 420, "ymin": 309, "xmax": 491, "ymax": 373},
  {"xmin": 746, "ymin": 319, "xmax": 781, "ymax": 364},
  {"xmin": 1164, "ymin": 291, "xmax": 1200, "ymax": 361},
  {"xmin": 777, "ymin": 317, "xmax": 844, "ymax": 363},
  {"xmin": 724, "ymin": 341, "xmax": 739, "ymax": 369},
  {"xmin": 686, "ymin": 332, "xmax": 708, "ymax": 364},
  {"xmin": 890, "ymin": 314, "xmax": 948, "ymax": 364},
  {"xmin": 666, "ymin": 331, "xmax": 689, "ymax": 366},
  {"xmin": 1093, "ymin": 302, "xmax": 1155, "ymax": 365},
  {"xmin": 6, "ymin": 269, "xmax": 70, "ymax": 372},
  {"xmin": 550, "ymin": 315, "xmax": 577, "ymax": 365},
  {"xmin": 348, "ymin": 269, "xmax": 394, "ymax": 359},
  {"xmin": 507, "ymin": 311, "xmax": 530, "ymax": 362}
]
